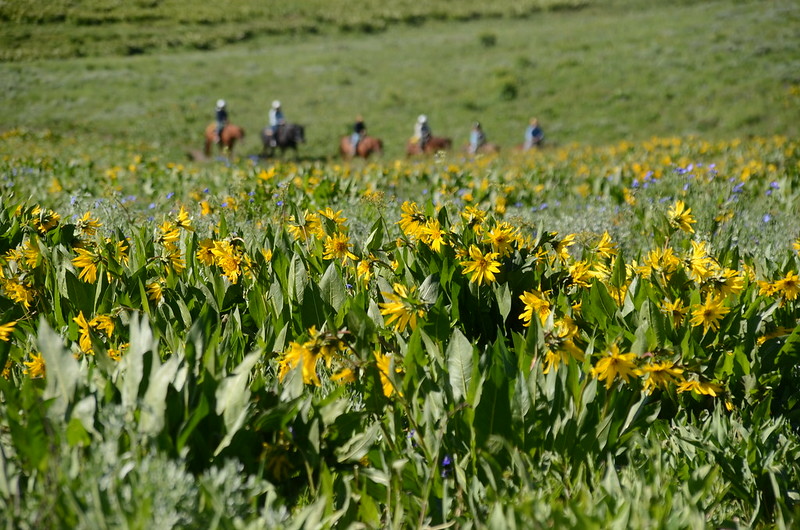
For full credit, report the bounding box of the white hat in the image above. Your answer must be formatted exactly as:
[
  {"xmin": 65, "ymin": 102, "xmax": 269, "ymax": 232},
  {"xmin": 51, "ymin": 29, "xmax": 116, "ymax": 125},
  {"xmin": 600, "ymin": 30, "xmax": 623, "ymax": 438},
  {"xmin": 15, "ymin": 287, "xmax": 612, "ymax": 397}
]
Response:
[
  {"xmin": 418, "ymin": 114, "xmax": 427, "ymax": 123},
  {"xmin": 216, "ymin": 99, "xmax": 226, "ymax": 109},
  {"xmin": 272, "ymin": 100, "xmax": 281, "ymax": 109}
]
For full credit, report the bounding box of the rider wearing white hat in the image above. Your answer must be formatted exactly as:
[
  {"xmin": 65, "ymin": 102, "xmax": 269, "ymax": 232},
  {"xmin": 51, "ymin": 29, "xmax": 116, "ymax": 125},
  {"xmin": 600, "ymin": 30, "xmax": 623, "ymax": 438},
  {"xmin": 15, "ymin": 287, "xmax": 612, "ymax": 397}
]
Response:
[
  {"xmin": 267, "ymin": 100, "xmax": 285, "ymax": 147},
  {"xmin": 414, "ymin": 114, "xmax": 431, "ymax": 150},
  {"xmin": 215, "ymin": 99, "xmax": 228, "ymax": 144}
]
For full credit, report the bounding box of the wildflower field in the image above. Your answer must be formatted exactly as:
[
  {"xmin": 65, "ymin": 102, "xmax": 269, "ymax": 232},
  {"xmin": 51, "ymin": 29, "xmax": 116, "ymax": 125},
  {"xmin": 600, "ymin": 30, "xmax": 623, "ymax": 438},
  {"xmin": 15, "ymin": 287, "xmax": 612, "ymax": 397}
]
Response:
[{"xmin": 1, "ymin": 129, "xmax": 799, "ymax": 528}]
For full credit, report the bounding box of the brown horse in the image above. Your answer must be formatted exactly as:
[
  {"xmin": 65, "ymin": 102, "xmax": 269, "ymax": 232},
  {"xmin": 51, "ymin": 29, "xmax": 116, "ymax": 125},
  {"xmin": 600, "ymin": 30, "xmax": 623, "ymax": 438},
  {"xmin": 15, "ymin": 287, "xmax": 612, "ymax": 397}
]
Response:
[
  {"xmin": 406, "ymin": 136, "xmax": 452, "ymax": 156},
  {"xmin": 340, "ymin": 135, "xmax": 383, "ymax": 159},
  {"xmin": 204, "ymin": 123, "xmax": 245, "ymax": 157},
  {"xmin": 462, "ymin": 142, "xmax": 501, "ymax": 155}
]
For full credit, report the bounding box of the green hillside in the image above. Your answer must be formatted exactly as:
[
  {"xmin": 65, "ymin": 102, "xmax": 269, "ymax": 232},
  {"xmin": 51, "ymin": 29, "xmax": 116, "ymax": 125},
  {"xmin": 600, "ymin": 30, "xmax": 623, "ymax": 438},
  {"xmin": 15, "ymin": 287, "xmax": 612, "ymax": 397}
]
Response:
[{"xmin": 0, "ymin": 0, "xmax": 797, "ymax": 160}]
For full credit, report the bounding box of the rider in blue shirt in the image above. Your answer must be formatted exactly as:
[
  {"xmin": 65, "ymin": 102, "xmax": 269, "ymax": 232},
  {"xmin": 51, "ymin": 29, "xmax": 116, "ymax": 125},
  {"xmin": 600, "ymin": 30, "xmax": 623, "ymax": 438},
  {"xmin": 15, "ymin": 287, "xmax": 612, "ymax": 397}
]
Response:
[
  {"xmin": 524, "ymin": 117, "xmax": 544, "ymax": 150},
  {"xmin": 351, "ymin": 115, "xmax": 366, "ymax": 155}
]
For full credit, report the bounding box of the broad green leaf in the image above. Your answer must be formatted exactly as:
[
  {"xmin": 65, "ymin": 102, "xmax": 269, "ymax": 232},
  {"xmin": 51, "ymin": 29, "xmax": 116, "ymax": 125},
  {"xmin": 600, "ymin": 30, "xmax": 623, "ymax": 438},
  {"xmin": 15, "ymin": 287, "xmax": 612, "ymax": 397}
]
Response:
[
  {"xmin": 38, "ymin": 318, "xmax": 80, "ymax": 419},
  {"xmin": 494, "ymin": 282, "xmax": 511, "ymax": 322},
  {"xmin": 446, "ymin": 328, "xmax": 473, "ymax": 403},
  {"xmin": 121, "ymin": 313, "xmax": 156, "ymax": 410},
  {"xmin": 319, "ymin": 262, "xmax": 346, "ymax": 311},
  {"xmin": 335, "ymin": 421, "xmax": 380, "ymax": 463},
  {"xmin": 214, "ymin": 351, "xmax": 261, "ymax": 455},
  {"xmin": 139, "ymin": 354, "xmax": 181, "ymax": 435}
]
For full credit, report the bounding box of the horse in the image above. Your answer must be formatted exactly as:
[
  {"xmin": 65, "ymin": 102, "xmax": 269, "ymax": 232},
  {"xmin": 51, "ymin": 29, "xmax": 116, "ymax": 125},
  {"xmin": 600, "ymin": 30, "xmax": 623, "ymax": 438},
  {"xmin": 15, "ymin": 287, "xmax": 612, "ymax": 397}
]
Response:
[
  {"xmin": 406, "ymin": 136, "xmax": 452, "ymax": 156},
  {"xmin": 462, "ymin": 142, "xmax": 501, "ymax": 155},
  {"xmin": 340, "ymin": 135, "xmax": 383, "ymax": 159},
  {"xmin": 261, "ymin": 123, "xmax": 305, "ymax": 158},
  {"xmin": 204, "ymin": 123, "xmax": 245, "ymax": 157}
]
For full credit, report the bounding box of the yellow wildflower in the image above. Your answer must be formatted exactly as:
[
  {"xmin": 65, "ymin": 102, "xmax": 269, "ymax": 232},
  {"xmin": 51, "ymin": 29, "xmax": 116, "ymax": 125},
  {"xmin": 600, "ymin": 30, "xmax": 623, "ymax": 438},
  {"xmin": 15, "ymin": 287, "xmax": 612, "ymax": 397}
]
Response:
[
  {"xmin": 0, "ymin": 321, "xmax": 16, "ymax": 341},
  {"xmin": 73, "ymin": 311, "xmax": 93, "ymax": 354},
  {"xmin": 210, "ymin": 240, "xmax": 242, "ymax": 283},
  {"xmin": 72, "ymin": 247, "xmax": 101, "ymax": 284},
  {"xmin": 690, "ymin": 294, "xmax": 730, "ymax": 334},
  {"xmin": 641, "ymin": 361, "xmax": 684, "ymax": 394},
  {"xmin": 375, "ymin": 351, "xmax": 402, "ymax": 397},
  {"xmin": 398, "ymin": 201, "xmax": 427, "ymax": 240},
  {"xmin": 175, "ymin": 206, "xmax": 193, "ymax": 231},
  {"xmin": 379, "ymin": 283, "xmax": 426, "ymax": 333},
  {"xmin": 23, "ymin": 352, "xmax": 45, "ymax": 378},
  {"xmin": 461, "ymin": 245, "xmax": 501, "ymax": 285},
  {"xmin": 323, "ymin": 232, "xmax": 358, "ymax": 265},
  {"xmin": 147, "ymin": 280, "xmax": 164, "ymax": 303},
  {"xmin": 677, "ymin": 379, "xmax": 723, "ymax": 397},
  {"xmin": 519, "ymin": 290, "xmax": 551, "ymax": 326},
  {"xmin": 774, "ymin": 271, "xmax": 800, "ymax": 301},
  {"xmin": 196, "ymin": 239, "xmax": 215, "ymax": 266},
  {"xmin": 421, "ymin": 219, "xmax": 447, "ymax": 253},
  {"xmin": 661, "ymin": 298, "xmax": 688, "ymax": 327},
  {"xmin": 76, "ymin": 211, "xmax": 102, "ymax": 236},
  {"xmin": 278, "ymin": 340, "xmax": 321, "ymax": 386},
  {"xmin": 667, "ymin": 200, "xmax": 696, "ymax": 233},
  {"xmin": 594, "ymin": 231, "xmax": 618, "ymax": 259},
  {"xmin": 4, "ymin": 279, "xmax": 34, "ymax": 309},
  {"xmin": 483, "ymin": 222, "xmax": 518, "ymax": 257},
  {"xmin": 590, "ymin": 344, "xmax": 641, "ymax": 389}
]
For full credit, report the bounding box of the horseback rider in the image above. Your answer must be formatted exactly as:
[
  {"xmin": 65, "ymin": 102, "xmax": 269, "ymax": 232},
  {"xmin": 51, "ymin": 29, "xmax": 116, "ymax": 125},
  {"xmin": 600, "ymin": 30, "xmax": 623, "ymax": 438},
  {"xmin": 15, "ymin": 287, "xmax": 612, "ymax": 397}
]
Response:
[
  {"xmin": 351, "ymin": 115, "xmax": 366, "ymax": 155},
  {"xmin": 468, "ymin": 121, "xmax": 486, "ymax": 154},
  {"xmin": 523, "ymin": 117, "xmax": 545, "ymax": 150},
  {"xmin": 266, "ymin": 100, "xmax": 285, "ymax": 147},
  {"xmin": 215, "ymin": 99, "xmax": 228, "ymax": 144},
  {"xmin": 414, "ymin": 114, "xmax": 432, "ymax": 151}
]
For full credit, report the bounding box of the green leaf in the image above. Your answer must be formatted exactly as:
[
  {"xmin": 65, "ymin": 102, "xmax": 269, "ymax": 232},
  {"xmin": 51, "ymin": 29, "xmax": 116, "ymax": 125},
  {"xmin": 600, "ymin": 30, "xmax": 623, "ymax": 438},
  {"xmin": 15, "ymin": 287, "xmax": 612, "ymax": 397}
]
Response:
[
  {"xmin": 177, "ymin": 392, "xmax": 210, "ymax": 452},
  {"xmin": 38, "ymin": 318, "xmax": 80, "ymax": 420},
  {"xmin": 139, "ymin": 354, "xmax": 181, "ymax": 435},
  {"xmin": 290, "ymin": 253, "xmax": 308, "ymax": 304},
  {"xmin": 419, "ymin": 274, "xmax": 440, "ymax": 305},
  {"xmin": 335, "ymin": 421, "xmax": 380, "ymax": 463},
  {"xmin": 494, "ymin": 282, "xmax": 511, "ymax": 322},
  {"xmin": 66, "ymin": 417, "xmax": 90, "ymax": 447},
  {"xmin": 319, "ymin": 262, "xmax": 346, "ymax": 311},
  {"xmin": 447, "ymin": 328, "xmax": 474, "ymax": 403},
  {"xmin": 214, "ymin": 351, "xmax": 261, "ymax": 456},
  {"xmin": 585, "ymin": 281, "xmax": 617, "ymax": 328},
  {"xmin": 646, "ymin": 297, "xmax": 667, "ymax": 348},
  {"xmin": 248, "ymin": 284, "xmax": 267, "ymax": 326},
  {"xmin": 611, "ymin": 252, "xmax": 627, "ymax": 289},
  {"xmin": 120, "ymin": 313, "xmax": 156, "ymax": 410}
]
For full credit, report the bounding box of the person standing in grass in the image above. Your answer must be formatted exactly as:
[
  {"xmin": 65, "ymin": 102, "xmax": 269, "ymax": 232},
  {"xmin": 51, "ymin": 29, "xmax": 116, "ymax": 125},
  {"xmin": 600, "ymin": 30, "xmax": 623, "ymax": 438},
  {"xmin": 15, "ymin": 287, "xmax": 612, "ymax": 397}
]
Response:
[
  {"xmin": 351, "ymin": 115, "xmax": 366, "ymax": 155},
  {"xmin": 214, "ymin": 99, "xmax": 228, "ymax": 144},
  {"xmin": 523, "ymin": 117, "xmax": 544, "ymax": 150},
  {"xmin": 468, "ymin": 121, "xmax": 486, "ymax": 154},
  {"xmin": 414, "ymin": 114, "xmax": 432, "ymax": 151}
]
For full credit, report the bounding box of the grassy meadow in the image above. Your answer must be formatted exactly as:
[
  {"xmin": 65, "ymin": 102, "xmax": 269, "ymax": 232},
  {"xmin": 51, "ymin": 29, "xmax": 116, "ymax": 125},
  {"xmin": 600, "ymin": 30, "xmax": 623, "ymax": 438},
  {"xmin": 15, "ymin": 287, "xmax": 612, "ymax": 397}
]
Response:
[
  {"xmin": 1, "ymin": 0, "xmax": 799, "ymax": 159},
  {"xmin": 1, "ymin": 0, "xmax": 800, "ymax": 528}
]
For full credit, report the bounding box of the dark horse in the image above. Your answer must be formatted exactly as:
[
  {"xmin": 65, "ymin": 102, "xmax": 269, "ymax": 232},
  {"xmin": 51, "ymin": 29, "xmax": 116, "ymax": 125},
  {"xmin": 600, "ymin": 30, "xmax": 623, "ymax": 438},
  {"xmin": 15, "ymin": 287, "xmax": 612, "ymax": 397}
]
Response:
[
  {"xmin": 406, "ymin": 136, "xmax": 452, "ymax": 156},
  {"xmin": 339, "ymin": 135, "xmax": 383, "ymax": 159},
  {"xmin": 261, "ymin": 123, "xmax": 305, "ymax": 158},
  {"xmin": 204, "ymin": 123, "xmax": 245, "ymax": 157}
]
